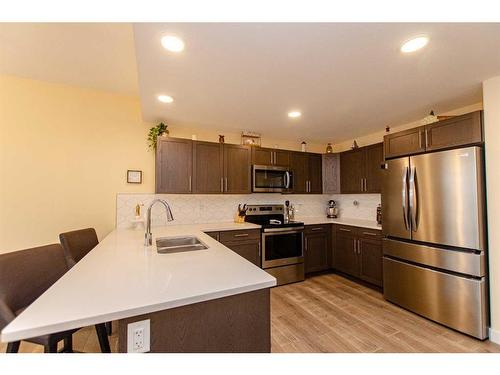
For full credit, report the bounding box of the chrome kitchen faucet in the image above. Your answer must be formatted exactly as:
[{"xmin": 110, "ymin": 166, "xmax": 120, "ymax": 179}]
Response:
[{"xmin": 144, "ymin": 199, "xmax": 174, "ymax": 246}]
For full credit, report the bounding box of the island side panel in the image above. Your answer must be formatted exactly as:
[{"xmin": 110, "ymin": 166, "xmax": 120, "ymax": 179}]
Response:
[{"xmin": 118, "ymin": 288, "xmax": 271, "ymax": 353}]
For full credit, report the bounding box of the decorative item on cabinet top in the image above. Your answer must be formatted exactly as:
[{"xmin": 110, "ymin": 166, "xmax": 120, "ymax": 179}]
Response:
[
  {"xmin": 301, "ymin": 141, "xmax": 307, "ymax": 152},
  {"xmin": 147, "ymin": 122, "xmax": 169, "ymax": 150},
  {"xmin": 241, "ymin": 131, "xmax": 261, "ymax": 146},
  {"xmin": 326, "ymin": 143, "xmax": 333, "ymax": 153}
]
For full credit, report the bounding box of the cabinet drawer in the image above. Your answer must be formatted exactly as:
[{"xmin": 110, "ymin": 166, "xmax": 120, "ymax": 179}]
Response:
[
  {"xmin": 305, "ymin": 224, "xmax": 330, "ymax": 234},
  {"xmin": 358, "ymin": 228, "xmax": 382, "ymax": 240},
  {"xmin": 335, "ymin": 225, "xmax": 357, "ymax": 234},
  {"xmin": 219, "ymin": 229, "xmax": 261, "ymax": 242}
]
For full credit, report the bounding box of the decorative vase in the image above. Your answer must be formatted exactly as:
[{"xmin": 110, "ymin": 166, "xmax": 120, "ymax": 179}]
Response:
[{"xmin": 326, "ymin": 143, "xmax": 333, "ymax": 153}]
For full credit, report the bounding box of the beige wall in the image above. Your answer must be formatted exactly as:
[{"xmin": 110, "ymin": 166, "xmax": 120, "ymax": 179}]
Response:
[
  {"xmin": 0, "ymin": 75, "xmax": 155, "ymax": 252},
  {"xmin": 483, "ymin": 76, "xmax": 500, "ymax": 343}
]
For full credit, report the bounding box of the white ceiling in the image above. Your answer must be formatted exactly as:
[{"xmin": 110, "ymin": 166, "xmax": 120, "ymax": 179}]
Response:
[
  {"xmin": 0, "ymin": 23, "xmax": 138, "ymax": 95},
  {"xmin": 134, "ymin": 23, "xmax": 500, "ymax": 143},
  {"xmin": 2, "ymin": 23, "xmax": 500, "ymax": 143}
]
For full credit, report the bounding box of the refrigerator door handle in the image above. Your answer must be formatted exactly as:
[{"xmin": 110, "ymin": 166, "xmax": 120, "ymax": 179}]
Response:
[
  {"xmin": 402, "ymin": 166, "xmax": 409, "ymax": 231},
  {"xmin": 409, "ymin": 166, "xmax": 418, "ymax": 231}
]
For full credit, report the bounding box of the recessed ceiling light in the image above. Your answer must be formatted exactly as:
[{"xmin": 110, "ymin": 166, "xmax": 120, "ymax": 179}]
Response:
[
  {"xmin": 288, "ymin": 111, "xmax": 301, "ymax": 118},
  {"xmin": 157, "ymin": 95, "xmax": 174, "ymax": 103},
  {"xmin": 401, "ymin": 36, "xmax": 429, "ymax": 53},
  {"xmin": 161, "ymin": 35, "xmax": 185, "ymax": 52}
]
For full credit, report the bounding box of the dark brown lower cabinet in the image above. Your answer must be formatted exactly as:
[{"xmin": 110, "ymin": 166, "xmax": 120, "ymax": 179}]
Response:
[
  {"xmin": 304, "ymin": 225, "xmax": 330, "ymax": 273},
  {"xmin": 333, "ymin": 225, "xmax": 382, "ymax": 287},
  {"xmin": 206, "ymin": 229, "xmax": 261, "ymax": 267}
]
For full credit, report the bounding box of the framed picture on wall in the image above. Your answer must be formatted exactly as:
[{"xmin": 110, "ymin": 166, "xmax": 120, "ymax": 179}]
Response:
[{"xmin": 127, "ymin": 170, "xmax": 142, "ymax": 184}]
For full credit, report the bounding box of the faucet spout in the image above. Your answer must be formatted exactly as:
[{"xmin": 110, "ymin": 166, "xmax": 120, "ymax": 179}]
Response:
[{"xmin": 145, "ymin": 199, "xmax": 174, "ymax": 246}]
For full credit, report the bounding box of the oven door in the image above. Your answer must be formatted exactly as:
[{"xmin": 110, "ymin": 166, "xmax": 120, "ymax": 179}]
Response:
[
  {"xmin": 253, "ymin": 165, "xmax": 292, "ymax": 193},
  {"xmin": 262, "ymin": 229, "xmax": 304, "ymax": 268}
]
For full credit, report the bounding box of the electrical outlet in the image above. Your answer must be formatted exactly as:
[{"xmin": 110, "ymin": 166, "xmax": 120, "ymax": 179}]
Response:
[{"xmin": 127, "ymin": 319, "xmax": 150, "ymax": 353}]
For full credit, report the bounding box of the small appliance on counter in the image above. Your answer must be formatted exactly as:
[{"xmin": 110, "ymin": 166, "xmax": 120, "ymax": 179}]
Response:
[
  {"xmin": 327, "ymin": 200, "xmax": 338, "ymax": 218},
  {"xmin": 244, "ymin": 204, "xmax": 305, "ymax": 286}
]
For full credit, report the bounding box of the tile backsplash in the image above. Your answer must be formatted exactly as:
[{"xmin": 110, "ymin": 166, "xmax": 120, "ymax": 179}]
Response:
[{"xmin": 116, "ymin": 193, "xmax": 381, "ymax": 228}]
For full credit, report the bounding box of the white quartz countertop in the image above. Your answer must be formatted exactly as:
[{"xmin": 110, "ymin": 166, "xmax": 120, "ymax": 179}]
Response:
[
  {"xmin": 299, "ymin": 217, "xmax": 382, "ymax": 230},
  {"xmin": 1, "ymin": 222, "xmax": 275, "ymax": 343}
]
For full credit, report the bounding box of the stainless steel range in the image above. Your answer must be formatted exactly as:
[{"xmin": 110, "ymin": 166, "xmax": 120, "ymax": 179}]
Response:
[{"xmin": 244, "ymin": 204, "xmax": 305, "ymax": 285}]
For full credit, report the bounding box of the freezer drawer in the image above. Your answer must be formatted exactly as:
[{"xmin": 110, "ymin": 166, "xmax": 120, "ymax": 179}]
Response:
[
  {"xmin": 383, "ymin": 238, "xmax": 486, "ymax": 277},
  {"xmin": 383, "ymin": 257, "xmax": 488, "ymax": 339}
]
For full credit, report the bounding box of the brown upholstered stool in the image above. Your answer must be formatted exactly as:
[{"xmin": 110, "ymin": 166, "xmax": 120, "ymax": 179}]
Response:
[
  {"xmin": 59, "ymin": 228, "xmax": 112, "ymax": 336},
  {"xmin": 0, "ymin": 244, "xmax": 110, "ymax": 353}
]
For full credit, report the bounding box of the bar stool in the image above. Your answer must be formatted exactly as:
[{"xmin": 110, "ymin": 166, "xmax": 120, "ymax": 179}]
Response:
[
  {"xmin": 0, "ymin": 244, "xmax": 110, "ymax": 353},
  {"xmin": 59, "ymin": 228, "xmax": 112, "ymax": 335}
]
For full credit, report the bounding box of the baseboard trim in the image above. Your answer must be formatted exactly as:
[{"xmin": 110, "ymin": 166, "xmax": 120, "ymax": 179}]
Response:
[{"xmin": 489, "ymin": 327, "xmax": 500, "ymax": 344}]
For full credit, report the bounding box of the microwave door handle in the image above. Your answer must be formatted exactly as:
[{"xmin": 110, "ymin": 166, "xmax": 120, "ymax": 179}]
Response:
[
  {"xmin": 402, "ymin": 166, "xmax": 409, "ymax": 230},
  {"xmin": 285, "ymin": 171, "xmax": 290, "ymax": 189},
  {"xmin": 409, "ymin": 166, "xmax": 418, "ymax": 231}
]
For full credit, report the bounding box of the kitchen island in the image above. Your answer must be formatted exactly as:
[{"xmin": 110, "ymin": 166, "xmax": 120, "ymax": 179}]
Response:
[{"xmin": 0, "ymin": 222, "xmax": 276, "ymax": 353}]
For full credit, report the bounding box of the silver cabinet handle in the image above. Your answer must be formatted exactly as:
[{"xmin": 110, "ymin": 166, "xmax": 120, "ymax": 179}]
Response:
[
  {"xmin": 357, "ymin": 239, "xmax": 361, "ymax": 254},
  {"xmin": 338, "ymin": 228, "xmax": 351, "ymax": 232},
  {"xmin": 234, "ymin": 233, "xmax": 249, "ymax": 237},
  {"xmin": 271, "ymin": 152, "xmax": 273, "ymax": 165},
  {"xmin": 364, "ymin": 178, "xmax": 367, "ymax": 192},
  {"xmin": 220, "ymin": 177, "xmax": 224, "ymax": 192},
  {"xmin": 424, "ymin": 128, "xmax": 429, "ymax": 148},
  {"xmin": 360, "ymin": 179, "xmax": 364, "ymax": 192},
  {"xmin": 311, "ymin": 227, "xmax": 323, "ymax": 231},
  {"xmin": 225, "ymin": 177, "xmax": 228, "ymax": 192},
  {"xmin": 362, "ymin": 231, "xmax": 378, "ymax": 236},
  {"xmin": 353, "ymin": 239, "xmax": 357, "ymax": 253},
  {"xmin": 189, "ymin": 176, "xmax": 192, "ymax": 192}
]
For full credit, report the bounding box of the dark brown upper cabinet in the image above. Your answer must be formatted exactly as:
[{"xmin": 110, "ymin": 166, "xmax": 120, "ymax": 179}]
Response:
[
  {"xmin": 384, "ymin": 110, "xmax": 483, "ymax": 159},
  {"xmin": 156, "ymin": 138, "xmax": 251, "ymax": 194},
  {"xmin": 384, "ymin": 126, "xmax": 426, "ymax": 159},
  {"xmin": 425, "ymin": 111, "xmax": 483, "ymax": 151},
  {"xmin": 223, "ymin": 144, "xmax": 252, "ymax": 194},
  {"xmin": 251, "ymin": 147, "xmax": 290, "ymax": 167},
  {"xmin": 290, "ymin": 152, "xmax": 323, "ymax": 194},
  {"xmin": 193, "ymin": 141, "xmax": 223, "ymax": 193},
  {"xmin": 340, "ymin": 143, "xmax": 383, "ymax": 194},
  {"xmin": 156, "ymin": 137, "xmax": 193, "ymax": 193}
]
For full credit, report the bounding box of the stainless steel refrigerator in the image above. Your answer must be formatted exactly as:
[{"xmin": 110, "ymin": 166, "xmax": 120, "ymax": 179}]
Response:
[{"xmin": 382, "ymin": 146, "xmax": 488, "ymax": 339}]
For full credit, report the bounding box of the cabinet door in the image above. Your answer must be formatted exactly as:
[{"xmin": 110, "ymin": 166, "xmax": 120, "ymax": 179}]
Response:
[
  {"xmin": 274, "ymin": 150, "xmax": 291, "ymax": 167},
  {"xmin": 364, "ymin": 143, "xmax": 383, "ymax": 193},
  {"xmin": 222, "ymin": 240, "xmax": 261, "ymax": 267},
  {"xmin": 156, "ymin": 138, "xmax": 193, "ymax": 193},
  {"xmin": 384, "ymin": 126, "xmax": 426, "ymax": 159},
  {"xmin": 308, "ymin": 154, "xmax": 323, "ymax": 194},
  {"xmin": 425, "ymin": 111, "xmax": 483, "ymax": 152},
  {"xmin": 252, "ymin": 147, "xmax": 274, "ymax": 165},
  {"xmin": 193, "ymin": 141, "xmax": 223, "ymax": 193},
  {"xmin": 333, "ymin": 227, "xmax": 359, "ymax": 277},
  {"xmin": 340, "ymin": 148, "xmax": 365, "ymax": 193},
  {"xmin": 358, "ymin": 237, "xmax": 383, "ymax": 286},
  {"xmin": 290, "ymin": 152, "xmax": 309, "ymax": 193},
  {"xmin": 304, "ymin": 229, "xmax": 329, "ymax": 273},
  {"xmin": 322, "ymin": 153, "xmax": 340, "ymax": 194},
  {"xmin": 223, "ymin": 144, "xmax": 251, "ymax": 194}
]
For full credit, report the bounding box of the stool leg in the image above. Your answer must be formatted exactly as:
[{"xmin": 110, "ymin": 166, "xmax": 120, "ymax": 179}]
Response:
[
  {"xmin": 105, "ymin": 321, "xmax": 112, "ymax": 336},
  {"xmin": 62, "ymin": 336, "xmax": 73, "ymax": 353},
  {"xmin": 6, "ymin": 341, "xmax": 20, "ymax": 353},
  {"xmin": 44, "ymin": 341, "xmax": 58, "ymax": 353},
  {"xmin": 95, "ymin": 323, "xmax": 111, "ymax": 353}
]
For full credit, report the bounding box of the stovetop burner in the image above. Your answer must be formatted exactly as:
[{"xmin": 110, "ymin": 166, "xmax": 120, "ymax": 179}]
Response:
[{"xmin": 243, "ymin": 204, "xmax": 304, "ymax": 229}]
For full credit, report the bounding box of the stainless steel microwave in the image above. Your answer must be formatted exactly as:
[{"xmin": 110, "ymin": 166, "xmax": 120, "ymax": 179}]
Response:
[{"xmin": 252, "ymin": 165, "xmax": 293, "ymax": 193}]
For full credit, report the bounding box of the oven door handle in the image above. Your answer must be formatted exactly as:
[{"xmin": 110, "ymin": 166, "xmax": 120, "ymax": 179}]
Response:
[{"xmin": 262, "ymin": 227, "xmax": 305, "ymax": 234}]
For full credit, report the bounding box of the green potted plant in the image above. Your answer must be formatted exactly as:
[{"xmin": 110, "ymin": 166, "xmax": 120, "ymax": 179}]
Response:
[{"xmin": 147, "ymin": 122, "xmax": 169, "ymax": 150}]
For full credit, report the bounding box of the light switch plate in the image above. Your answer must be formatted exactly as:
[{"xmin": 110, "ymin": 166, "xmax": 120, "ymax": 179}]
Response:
[{"xmin": 127, "ymin": 319, "xmax": 150, "ymax": 353}]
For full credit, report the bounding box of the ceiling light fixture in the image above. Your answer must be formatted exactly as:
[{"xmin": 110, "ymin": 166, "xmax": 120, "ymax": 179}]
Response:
[
  {"xmin": 161, "ymin": 35, "xmax": 185, "ymax": 52},
  {"xmin": 401, "ymin": 36, "xmax": 429, "ymax": 53},
  {"xmin": 288, "ymin": 111, "xmax": 301, "ymax": 118},
  {"xmin": 157, "ymin": 95, "xmax": 174, "ymax": 103}
]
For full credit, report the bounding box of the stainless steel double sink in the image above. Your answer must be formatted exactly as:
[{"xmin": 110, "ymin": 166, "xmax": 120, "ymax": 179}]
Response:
[{"xmin": 156, "ymin": 235, "xmax": 208, "ymax": 254}]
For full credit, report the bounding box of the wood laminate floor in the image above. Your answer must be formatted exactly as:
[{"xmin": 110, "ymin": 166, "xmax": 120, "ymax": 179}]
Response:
[{"xmin": 2, "ymin": 273, "xmax": 499, "ymax": 353}]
